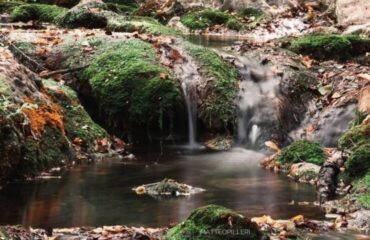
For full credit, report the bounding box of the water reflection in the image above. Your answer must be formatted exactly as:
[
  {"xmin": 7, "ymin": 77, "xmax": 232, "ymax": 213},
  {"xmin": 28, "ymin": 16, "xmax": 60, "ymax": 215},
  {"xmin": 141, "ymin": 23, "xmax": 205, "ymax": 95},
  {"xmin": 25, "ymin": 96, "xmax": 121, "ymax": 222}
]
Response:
[{"xmin": 0, "ymin": 147, "xmax": 323, "ymax": 228}]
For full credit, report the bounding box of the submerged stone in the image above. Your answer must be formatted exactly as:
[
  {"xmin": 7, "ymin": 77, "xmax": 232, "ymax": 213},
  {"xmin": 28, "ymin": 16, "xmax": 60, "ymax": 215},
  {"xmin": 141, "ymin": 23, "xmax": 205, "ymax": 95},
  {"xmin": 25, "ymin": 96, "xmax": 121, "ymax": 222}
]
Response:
[{"xmin": 133, "ymin": 178, "xmax": 205, "ymax": 197}]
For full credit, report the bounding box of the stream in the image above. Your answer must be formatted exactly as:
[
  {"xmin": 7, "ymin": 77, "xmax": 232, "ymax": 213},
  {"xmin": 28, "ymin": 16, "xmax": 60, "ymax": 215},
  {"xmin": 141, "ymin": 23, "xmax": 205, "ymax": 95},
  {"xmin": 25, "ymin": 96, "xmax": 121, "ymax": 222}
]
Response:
[
  {"xmin": 0, "ymin": 35, "xmax": 367, "ymax": 240},
  {"xmin": 0, "ymin": 147, "xmax": 323, "ymax": 228}
]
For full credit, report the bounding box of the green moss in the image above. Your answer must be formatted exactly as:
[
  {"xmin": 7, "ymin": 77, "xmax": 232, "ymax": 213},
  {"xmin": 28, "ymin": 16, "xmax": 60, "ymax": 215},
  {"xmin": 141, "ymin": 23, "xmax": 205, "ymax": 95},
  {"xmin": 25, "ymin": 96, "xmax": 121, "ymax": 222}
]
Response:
[
  {"xmin": 104, "ymin": 0, "xmax": 138, "ymax": 13},
  {"xmin": 42, "ymin": 80, "xmax": 107, "ymax": 150},
  {"xmin": 239, "ymin": 8, "xmax": 264, "ymax": 18},
  {"xmin": 165, "ymin": 205, "xmax": 261, "ymax": 240},
  {"xmin": 11, "ymin": 3, "xmax": 66, "ymax": 22},
  {"xmin": 354, "ymin": 172, "xmax": 370, "ymax": 209},
  {"xmin": 338, "ymin": 121, "xmax": 370, "ymax": 149},
  {"xmin": 345, "ymin": 144, "xmax": 370, "ymax": 180},
  {"xmin": 82, "ymin": 39, "xmax": 180, "ymax": 130},
  {"xmin": 289, "ymin": 34, "xmax": 370, "ymax": 60},
  {"xmin": 185, "ymin": 42, "xmax": 237, "ymax": 128},
  {"xmin": 352, "ymin": 111, "xmax": 368, "ymax": 127},
  {"xmin": 0, "ymin": 1, "xmax": 23, "ymax": 13},
  {"xmin": 181, "ymin": 8, "xmax": 242, "ymax": 31},
  {"xmin": 277, "ymin": 140, "xmax": 325, "ymax": 167},
  {"xmin": 107, "ymin": 16, "xmax": 181, "ymax": 35},
  {"xmin": 55, "ymin": 1, "xmax": 108, "ymax": 28}
]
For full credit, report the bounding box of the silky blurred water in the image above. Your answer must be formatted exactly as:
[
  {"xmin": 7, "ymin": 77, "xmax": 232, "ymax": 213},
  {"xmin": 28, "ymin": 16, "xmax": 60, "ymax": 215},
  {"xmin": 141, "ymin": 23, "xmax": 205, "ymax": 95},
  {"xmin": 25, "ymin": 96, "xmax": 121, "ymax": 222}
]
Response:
[{"xmin": 0, "ymin": 147, "xmax": 323, "ymax": 228}]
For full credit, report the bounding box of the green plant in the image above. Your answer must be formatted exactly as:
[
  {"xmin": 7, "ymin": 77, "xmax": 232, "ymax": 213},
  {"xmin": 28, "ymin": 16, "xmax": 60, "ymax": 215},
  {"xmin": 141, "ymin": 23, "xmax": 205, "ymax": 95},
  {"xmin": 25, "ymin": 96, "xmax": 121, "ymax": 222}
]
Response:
[
  {"xmin": 277, "ymin": 140, "xmax": 325, "ymax": 167},
  {"xmin": 338, "ymin": 121, "xmax": 370, "ymax": 149}
]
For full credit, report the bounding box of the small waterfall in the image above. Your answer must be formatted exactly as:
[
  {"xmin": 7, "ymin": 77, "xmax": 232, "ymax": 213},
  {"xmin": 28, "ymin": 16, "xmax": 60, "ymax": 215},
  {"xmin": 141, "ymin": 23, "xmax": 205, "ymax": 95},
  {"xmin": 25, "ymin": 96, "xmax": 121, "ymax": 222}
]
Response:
[
  {"xmin": 181, "ymin": 81, "xmax": 197, "ymax": 146},
  {"xmin": 222, "ymin": 53, "xmax": 281, "ymax": 149},
  {"xmin": 164, "ymin": 45, "xmax": 202, "ymax": 146}
]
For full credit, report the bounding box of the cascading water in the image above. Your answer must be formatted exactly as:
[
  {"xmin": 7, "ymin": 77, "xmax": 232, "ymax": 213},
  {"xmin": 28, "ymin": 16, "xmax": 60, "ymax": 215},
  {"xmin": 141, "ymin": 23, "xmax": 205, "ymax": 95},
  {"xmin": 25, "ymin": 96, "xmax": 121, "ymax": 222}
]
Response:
[
  {"xmin": 218, "ymin": 51, "xmax": 282, "ymax": 148},
  {"xmin": 166, "ymin": 45, "xmax": 202, "ymax": 146},
  {"xmin": 181, "ymin": 81, "xmax": 197, "ymax": 146}
]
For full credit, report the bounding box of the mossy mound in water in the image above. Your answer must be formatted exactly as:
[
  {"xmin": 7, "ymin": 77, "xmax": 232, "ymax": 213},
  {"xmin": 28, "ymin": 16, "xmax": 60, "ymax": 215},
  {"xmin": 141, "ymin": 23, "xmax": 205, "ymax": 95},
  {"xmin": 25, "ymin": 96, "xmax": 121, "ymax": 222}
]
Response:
[
  {"xmin": 165, "ymin": 205, "xmax": 261, "ymax": 240},
  {"xmin": 277, "ymin": 140, "xmax": 325, "ymax": 167},
  {"xmin": 181, "ymin": 8, "xmax": 242, "ymax": 31},
  {"xmin": 81, "ymin": 39, "xmax": 180, "ymax": 136},
  {"xmin": 289, "ymin": 34, "xmax": 370, "ymax": 61},
  {"xmin": 11, "ymin": 3, "xmax": 67, "ymax": 22},
  {"xmin": 134, "ymin": 178, "xmax": 205, "ymax": 197}
]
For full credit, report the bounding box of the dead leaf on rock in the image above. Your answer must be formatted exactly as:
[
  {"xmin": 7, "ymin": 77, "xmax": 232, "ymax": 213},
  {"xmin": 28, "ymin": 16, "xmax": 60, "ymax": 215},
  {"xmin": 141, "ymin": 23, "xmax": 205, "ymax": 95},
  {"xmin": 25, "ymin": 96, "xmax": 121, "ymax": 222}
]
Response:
[
  {"xmin": 358, "ymin": 73, "xmax": 370, "ymax": 81},
  {"xmin": 33, "ymin": 38, "xmax": 49, "ymax": 46},
  {"xmin": 168, "ymin": 49, "xmax": 182, "ymax": 62},
  {"xmin": 302, "ymin": 55, "xmax": 313, "ymax": 68}
]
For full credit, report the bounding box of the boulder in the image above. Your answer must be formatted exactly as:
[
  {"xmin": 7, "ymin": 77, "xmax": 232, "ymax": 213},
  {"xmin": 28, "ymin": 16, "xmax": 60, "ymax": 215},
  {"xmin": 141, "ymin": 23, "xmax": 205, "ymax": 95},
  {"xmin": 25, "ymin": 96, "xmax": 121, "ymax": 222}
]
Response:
[
  {"xmin": 289, "ymin": 162, "xmax": 320, "ymax": 182},
  {"xmin": 348, "ymin": 210, "xmax": 370, "ymax": 233},
  {"xmin": 358, "ymin": 86, "xmax": 370, "ymax": 114},
  {"xmin": 318, "ymin": 162, "xmax": 340, "ymax": 202},
  {"xmin": 166, "ymin": 205, "xmax": 262, "ymax": 240},
  {"xmin": 336, "ymin": 0, "xmax": 370, "ymax": 26}
]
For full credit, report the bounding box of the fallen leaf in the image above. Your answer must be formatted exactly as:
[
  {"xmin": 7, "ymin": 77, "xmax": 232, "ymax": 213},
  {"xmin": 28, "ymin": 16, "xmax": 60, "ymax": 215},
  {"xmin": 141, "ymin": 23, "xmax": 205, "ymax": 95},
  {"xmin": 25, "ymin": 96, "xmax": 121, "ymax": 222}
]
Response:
[
  {"xmin": 168, "ymin": 49, "xmax": 182, "ymax": 62},
  {"xmin": 302, "ymin": 55, "xmax": 313, "ymax": 68},
  {"xmin": 358, "ymin": 73, "xmax": 370, "ymax": 81},
  {"xmin": 331, "ymin": 92, "xmax": 341, "ymax": 99},
  {"xmin": 318, "ymin": 84, "xmax": 332, "ymax": 95},
  {"xmin": 33, "ymin": 38, "xmax": 49, "ymax": 45}
]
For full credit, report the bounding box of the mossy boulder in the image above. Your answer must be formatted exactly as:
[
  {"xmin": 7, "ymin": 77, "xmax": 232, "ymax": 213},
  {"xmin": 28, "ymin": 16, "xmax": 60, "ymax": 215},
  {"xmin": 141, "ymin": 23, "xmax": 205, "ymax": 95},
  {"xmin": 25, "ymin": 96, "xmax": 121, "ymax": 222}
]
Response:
[
  {"xmin": 184, "ymin": 42, "xmax": 237, "ymax": 130},
  {"xmin": 345, "ymin": 144, "xmax": 370, "ymax": 180},
  {"xmin": 81, "ymin": 39, "xmax": 180, "ymax": 139},
  {"xmin": 11, "ymin": 3, "xmax": 67, "ymax": 22},
  {"xmin": 181, "ymin": 8, "xmax": 242, "ymax": 31},
  {"xmin": 42, "ymin": 80, "xmax": 107, "ymax": 151},
  {"xmin": 56, "ymin": 0, "xmax": 108, "ymax": 28},
  {"xmin": 0, "ymin": 1, "xmax": 23, "ymax": 14},
  {"xmin": 56, "ymin": 0, "xmax": 179, "ymax": 35},
  {"xmin": 166, "ymin": 205, "xmax": 262, "ymax": 240},
  {"xmin": 355, "ymin": 172, "xmax": 370, "ymax": 209},
  {"xmin": 277, "ymin": 140, "xmax": 326, "ymax": 167},
  {"xmin": 338, "ymin": 119, "xmax": 370, "ymax": 149},
  {"xmin": 289, "ymin": 34, "xmax": 370, "ymax": 61}
]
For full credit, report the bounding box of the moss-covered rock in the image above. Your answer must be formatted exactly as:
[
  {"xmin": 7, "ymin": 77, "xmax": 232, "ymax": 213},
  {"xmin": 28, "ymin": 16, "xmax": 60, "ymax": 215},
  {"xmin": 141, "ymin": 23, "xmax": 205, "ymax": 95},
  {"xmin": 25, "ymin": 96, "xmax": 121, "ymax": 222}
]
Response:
[
  {"xmin": 42, "ymin": 80, "xmax": 107, "ymax": 150},
  {"xmin": 289, "ymin": 34, "xmax": 370, "ymax": 61},
  {"xmin": 338, "ymin": 118, "xmax": 370, "ymax": 149},
  {"xmin": 56, "ymin": 0, "xmax": 108, "ymax": 28},
  {"xmin": 184, "ymin": 42, "xmax": 237, "ymax": 129},
  {"xmin": 165, "ymin": 205, "xmax": 261, "ymax": 240},
  {"xmin": 181, "ymin": 8, "xmax": 242, "ymax": 31},
  {"xmin": 11, "ymin": 3, "xmax": 67, "ymax": 22},
  {"xmin": 0, "ymin": 1, "xmax": 23, "ymax": 13},
  {"xmin": 81, "ymin": 39, "xmax": 180, "ymax": 138},
  {"xmin": 56, "ymin": 0, "xmax": 179, "ymax": 35},
  {"xmin": 345, "ymin": 144, "xmax": 370, "ymax": 180},
  {"xmin": 277, "ymin": 140, "xmax": 326, "ymax": 167},
  {"xmin": 355, "ymin": 172, "xmax": 370, "ymax": 209}
]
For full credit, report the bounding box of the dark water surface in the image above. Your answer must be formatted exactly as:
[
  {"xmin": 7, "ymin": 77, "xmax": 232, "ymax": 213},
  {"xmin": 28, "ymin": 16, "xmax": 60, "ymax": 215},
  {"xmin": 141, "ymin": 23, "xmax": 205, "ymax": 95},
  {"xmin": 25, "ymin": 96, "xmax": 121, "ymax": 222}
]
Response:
[{"xmin": 0, "ymin": 147, "xmax": 324, "ymax": 228}]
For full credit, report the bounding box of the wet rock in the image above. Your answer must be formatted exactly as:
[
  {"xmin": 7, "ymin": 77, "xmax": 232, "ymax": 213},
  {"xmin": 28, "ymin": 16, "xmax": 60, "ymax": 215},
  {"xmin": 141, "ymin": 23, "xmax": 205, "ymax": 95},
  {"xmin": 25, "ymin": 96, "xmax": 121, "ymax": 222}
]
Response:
[
  {"xmin": 133, "ymin": 178, "xmax": 205, "ymax": 197},
  {"xmin": 166, "ymin": 205, "xmax": 262, "ymax": 240},
  {"xmin": 289, "ymin": 162, "xmax": 320, "ymax": 183},
  {"xmin": 336, "ymin": 0, "xmax": 370, "ymax": 26},
  {"xmin": 358, "ymin": 86, "xmax": 370, "ymax": 114},
  {"xmin": 318, "ymin": 162, "xmax": 340, "ymax": 203},
  {"xmin": 348, "ymin": 210, "xmax": 370, "ymax": 233}
]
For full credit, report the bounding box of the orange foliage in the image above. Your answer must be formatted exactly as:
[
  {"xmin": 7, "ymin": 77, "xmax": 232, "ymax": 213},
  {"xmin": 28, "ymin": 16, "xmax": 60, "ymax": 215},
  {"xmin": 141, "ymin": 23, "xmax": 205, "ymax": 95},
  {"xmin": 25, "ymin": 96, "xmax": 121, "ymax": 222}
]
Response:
[{"xmin": 21, "ymin": 96, "xmax": 65, "ymax": 136}]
